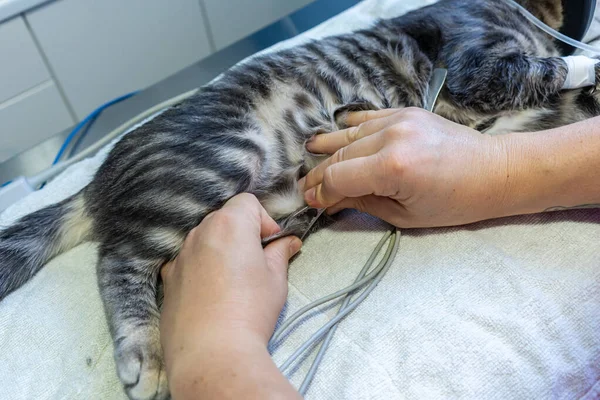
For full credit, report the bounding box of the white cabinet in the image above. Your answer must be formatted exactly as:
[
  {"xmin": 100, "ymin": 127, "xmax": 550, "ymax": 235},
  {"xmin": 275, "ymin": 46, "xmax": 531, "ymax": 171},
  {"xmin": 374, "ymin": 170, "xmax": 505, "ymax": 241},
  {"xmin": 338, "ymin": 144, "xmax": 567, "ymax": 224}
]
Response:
[
  {"xmin": 26, "ymin": 0, "xmax": 213, "ymax": 120},
  {"xmin": 0, "ymin": 16, "xmax": 49, "ymax": 103},
  {"xmin": 0, "ymin": 81, "xmax": 72, "ymax": 162}
]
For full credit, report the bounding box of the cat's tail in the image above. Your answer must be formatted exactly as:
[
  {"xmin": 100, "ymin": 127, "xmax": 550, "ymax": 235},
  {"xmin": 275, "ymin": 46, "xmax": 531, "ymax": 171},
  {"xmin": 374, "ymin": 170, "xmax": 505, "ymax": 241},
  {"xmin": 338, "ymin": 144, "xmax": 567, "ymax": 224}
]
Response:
[{"xmin": 0, "ymin": 192, "xmax": 93, "ymax": 301}]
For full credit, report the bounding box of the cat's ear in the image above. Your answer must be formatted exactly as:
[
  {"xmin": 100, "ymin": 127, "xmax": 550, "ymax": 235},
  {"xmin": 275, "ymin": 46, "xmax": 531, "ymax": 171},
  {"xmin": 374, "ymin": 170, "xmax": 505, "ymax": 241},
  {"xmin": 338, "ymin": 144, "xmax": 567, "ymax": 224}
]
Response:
[{"xmin": 333, "ymin": 101, "xmax": 379, "ymax": 129}]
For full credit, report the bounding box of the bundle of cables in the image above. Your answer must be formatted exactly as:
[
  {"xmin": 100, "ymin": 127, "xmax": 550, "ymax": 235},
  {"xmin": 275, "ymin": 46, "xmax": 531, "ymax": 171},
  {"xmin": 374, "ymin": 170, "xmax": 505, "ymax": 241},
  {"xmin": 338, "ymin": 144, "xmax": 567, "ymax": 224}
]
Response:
[{"xmin": 270, "ymin": 227, "xmax": 400, "ymax": 395}]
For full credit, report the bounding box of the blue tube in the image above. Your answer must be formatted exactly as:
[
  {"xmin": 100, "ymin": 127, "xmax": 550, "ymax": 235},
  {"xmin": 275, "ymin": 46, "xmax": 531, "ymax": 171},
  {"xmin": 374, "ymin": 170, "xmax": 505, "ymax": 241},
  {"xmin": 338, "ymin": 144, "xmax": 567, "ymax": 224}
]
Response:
[
  {"xmin": 67, "ymin": 113, "xmax": 100, "ymax": 159},
  {"xmin": 52, "ymin": 91, "xmax": 139, "ymax": 165}
]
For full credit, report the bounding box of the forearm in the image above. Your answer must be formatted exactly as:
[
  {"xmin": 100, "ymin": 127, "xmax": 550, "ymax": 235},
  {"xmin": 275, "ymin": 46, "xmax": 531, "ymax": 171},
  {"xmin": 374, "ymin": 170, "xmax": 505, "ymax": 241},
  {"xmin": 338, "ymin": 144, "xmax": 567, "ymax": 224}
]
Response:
[
  {"xmin": 168, "ymin": 333, "xmax": 301, "ymax": 400},
  {"xmin": 494, "ymin": 116, "xmax": 600, "ymax": 217}
]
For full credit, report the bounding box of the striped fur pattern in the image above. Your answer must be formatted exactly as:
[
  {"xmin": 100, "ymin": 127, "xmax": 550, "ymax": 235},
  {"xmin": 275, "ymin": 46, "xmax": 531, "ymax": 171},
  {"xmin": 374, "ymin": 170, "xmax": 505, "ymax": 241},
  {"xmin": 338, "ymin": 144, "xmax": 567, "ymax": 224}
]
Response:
[{"xmin": 2, "ymin": 0, "xmax": 600, "ymax": 398}]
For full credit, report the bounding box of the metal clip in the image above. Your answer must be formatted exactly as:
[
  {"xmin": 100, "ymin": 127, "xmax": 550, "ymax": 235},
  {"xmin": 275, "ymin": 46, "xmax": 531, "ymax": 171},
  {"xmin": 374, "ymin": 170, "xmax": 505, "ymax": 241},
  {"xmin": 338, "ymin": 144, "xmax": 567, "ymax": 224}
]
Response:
[
  {"xmin": 424, "ymin": 68, "xmax": 447, "ymax": 112},
  {"xmin": 261, "ymin": 206, "xmax": 326, "ymax": 247},
  {"xmin": 298, "ymin": 207, "xmax": 326, "ymax": 240}
]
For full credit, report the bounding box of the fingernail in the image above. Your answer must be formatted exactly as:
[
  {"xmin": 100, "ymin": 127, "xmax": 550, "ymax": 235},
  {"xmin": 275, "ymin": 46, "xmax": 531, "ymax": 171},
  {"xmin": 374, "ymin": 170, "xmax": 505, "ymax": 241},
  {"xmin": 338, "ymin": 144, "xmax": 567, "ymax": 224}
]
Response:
[
  {"xmin": 305, "ymin": 187, "xmax": 316, "ymax": 205},
  {"xmin": 289, "ymin": 237, "xmax": 302, "ymax": 256},
  {"xmin": 305, "ymin": 137, "xmax": 318, "ymax": 152}
]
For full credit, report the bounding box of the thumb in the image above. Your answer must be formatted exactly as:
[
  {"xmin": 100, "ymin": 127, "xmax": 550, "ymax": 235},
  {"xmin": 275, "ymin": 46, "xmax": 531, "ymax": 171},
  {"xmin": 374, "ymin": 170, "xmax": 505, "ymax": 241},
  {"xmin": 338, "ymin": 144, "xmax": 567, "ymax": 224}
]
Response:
[{"xmin": 264, "ymin": 236, "xmax": 303, "ymax": 275}]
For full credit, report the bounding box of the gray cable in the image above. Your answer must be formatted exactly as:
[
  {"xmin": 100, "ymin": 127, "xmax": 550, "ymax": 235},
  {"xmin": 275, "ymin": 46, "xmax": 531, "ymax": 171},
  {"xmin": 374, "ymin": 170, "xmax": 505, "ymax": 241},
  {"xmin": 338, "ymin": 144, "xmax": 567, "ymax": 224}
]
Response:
[
  {"xmin": 298, "ymin": 228, "xmax": 397, "ymax": 395},
  {"xmin": 280, "ymin": 229, "xmax": 399, "ymax": 374},
  {"xmin": 278, "ymin": 229, "xmax": 400, "ymax": 374},
  {"xmin": 298, "ymin": 318, "xmax": 335, "ymax": 395},
  {"xmin": 269, "ymin": 230, "xmax": 392, "ymax": 345}
]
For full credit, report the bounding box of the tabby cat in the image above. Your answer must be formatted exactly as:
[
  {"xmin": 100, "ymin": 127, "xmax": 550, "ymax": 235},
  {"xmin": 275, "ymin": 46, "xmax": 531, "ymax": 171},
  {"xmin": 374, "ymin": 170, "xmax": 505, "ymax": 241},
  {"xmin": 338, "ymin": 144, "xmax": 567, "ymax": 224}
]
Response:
[{"xmin": 2, "ymin": 0, "xmax": 599, "ymax": 398}]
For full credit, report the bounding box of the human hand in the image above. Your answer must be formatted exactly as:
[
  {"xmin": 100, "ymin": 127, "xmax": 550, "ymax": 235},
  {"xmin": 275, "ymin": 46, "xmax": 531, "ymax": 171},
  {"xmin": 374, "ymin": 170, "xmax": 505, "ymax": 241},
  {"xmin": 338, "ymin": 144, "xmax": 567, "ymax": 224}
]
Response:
[
  {"xmin": 160, "ymin": 193, "xmax": 302, "ymax": 382},
  {"xmin": 300, "ymin": 107, "xmax": 509, "ymax": 228}
]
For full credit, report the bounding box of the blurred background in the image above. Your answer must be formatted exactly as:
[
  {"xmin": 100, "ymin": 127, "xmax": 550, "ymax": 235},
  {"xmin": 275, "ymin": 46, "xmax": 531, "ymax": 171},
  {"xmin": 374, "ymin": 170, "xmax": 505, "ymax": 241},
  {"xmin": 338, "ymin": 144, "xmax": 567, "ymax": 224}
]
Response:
[{"xmin": 0, "ymin": 0, "xmax": 361, "ymax": 163}]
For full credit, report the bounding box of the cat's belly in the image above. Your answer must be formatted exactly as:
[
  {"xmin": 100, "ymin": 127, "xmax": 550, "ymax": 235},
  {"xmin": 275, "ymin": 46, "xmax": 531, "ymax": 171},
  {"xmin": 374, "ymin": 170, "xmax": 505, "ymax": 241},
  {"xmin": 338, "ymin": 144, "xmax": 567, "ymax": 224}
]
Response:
[
  {"xmin": 435, "ymin": 97, "xmax": 557, "ymax": 135},
  {"xmin": 260, "ymin": 150, "xmax": 327, "ymax": 220},
  {"xmin": 484, "ymin": 109, "xmax": 556, "ymax": 135}
]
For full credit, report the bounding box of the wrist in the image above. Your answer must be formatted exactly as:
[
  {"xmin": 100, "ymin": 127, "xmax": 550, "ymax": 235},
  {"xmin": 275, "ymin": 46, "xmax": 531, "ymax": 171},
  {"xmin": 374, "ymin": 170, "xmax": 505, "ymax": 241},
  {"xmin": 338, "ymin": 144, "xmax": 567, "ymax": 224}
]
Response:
[
  {"xmin": 465, "ymin": 134, "xmax": 515, "ymax": 222},
  {"xmin": 167, "ymin": 331, "xmax": 300, "ymax": 400},
  {"xmin": 489, "ymin": 131, "xmax": 553, "ymax": 217},
  {"xmin": 167, "ymin": 332, "xmax": 268, "ymax": 399},
  {"xmin": 491, "ymin": 125, "xmax": 600, "ymax": 218},
  {"xmin": 166, "ymin": 326, "xmax": 267, "ymax": 372}
]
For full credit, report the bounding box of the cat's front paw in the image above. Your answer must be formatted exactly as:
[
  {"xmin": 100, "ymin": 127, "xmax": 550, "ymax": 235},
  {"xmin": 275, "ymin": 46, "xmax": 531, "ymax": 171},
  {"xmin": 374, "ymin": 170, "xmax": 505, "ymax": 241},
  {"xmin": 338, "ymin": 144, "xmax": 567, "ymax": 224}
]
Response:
[{"xmin": 114, "ymin": 326, "xmax": 169, "ymax": 400}]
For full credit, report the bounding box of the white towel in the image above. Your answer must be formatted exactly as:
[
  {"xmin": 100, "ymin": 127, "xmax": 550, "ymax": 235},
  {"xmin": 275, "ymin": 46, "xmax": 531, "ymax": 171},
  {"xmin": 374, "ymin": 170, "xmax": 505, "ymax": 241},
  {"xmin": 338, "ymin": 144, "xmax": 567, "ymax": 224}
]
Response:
[{"xmin": 1, "ymin": 1, "xmax": 600, "ymax": 399}]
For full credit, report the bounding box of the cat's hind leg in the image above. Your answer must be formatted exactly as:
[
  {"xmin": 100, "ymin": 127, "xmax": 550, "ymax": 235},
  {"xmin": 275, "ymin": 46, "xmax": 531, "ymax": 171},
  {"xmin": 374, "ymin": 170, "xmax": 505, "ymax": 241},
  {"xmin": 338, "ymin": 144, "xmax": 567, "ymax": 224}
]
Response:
[{"xmin": 97, "ymin": 245, "xmax": 171, "ymax": 400}]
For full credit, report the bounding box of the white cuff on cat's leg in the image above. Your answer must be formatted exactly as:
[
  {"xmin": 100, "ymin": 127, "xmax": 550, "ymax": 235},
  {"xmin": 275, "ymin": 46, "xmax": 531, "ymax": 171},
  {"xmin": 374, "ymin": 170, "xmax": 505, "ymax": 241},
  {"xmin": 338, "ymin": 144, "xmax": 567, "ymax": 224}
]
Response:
[{"xmin": 560, "ymin": 55, "xmax": 600, "ymax": 89}]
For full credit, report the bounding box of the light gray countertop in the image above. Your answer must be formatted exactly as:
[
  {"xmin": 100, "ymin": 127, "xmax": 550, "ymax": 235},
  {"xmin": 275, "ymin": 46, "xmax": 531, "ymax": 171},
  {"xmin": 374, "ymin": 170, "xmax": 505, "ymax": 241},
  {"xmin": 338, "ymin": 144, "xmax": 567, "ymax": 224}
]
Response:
[{"xmin": 0, "ymin": 0, "xmax": 51, "ymax": 23}]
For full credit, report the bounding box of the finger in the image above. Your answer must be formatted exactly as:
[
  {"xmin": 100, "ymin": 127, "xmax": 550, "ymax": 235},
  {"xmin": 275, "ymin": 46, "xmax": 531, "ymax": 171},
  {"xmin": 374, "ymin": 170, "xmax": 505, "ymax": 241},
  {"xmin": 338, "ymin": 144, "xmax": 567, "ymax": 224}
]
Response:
[
  {"xmin": 326, "ymin": 195, "xmax": 408, "ymax": 227},
  {"xmin": 345, "ymin": 108, "xmax": 404, "ymax": 127},
  {"xmin": 222, "ymin": 193, "xmax": 279, "ymax": 238},
  {"xmin": 264, "ymin": 236, "xmax": 302, "ymax": 275},
  {"xmin": 258, "ymin": 205, "xmax": 281, "ymax": 239},
  {"xmin": 223, "ymin": 192, "xmax": 261, "ymax": 211},
  {"xmin": 306, "ymin": 113, "xmax": 398, "ymax": 154},
  {"xmin": 301, "ymin": 132, "xmax": 384, "ymax": 191},
  {"xmin": 305, "ymin": 155, "xmax": 383, "ymax": 208}
]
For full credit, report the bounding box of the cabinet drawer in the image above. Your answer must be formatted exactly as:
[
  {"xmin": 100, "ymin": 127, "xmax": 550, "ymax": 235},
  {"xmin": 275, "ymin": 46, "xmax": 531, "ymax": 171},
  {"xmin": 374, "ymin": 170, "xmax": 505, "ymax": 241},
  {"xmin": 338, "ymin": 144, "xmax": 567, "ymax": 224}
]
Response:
[
  {"xmin": 0, "ymin": 16, "xmax": 50, "ymax": 104},
  {"xmin": 0, "ymin": 81, "xmax": 73, "ymax": 163}
]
